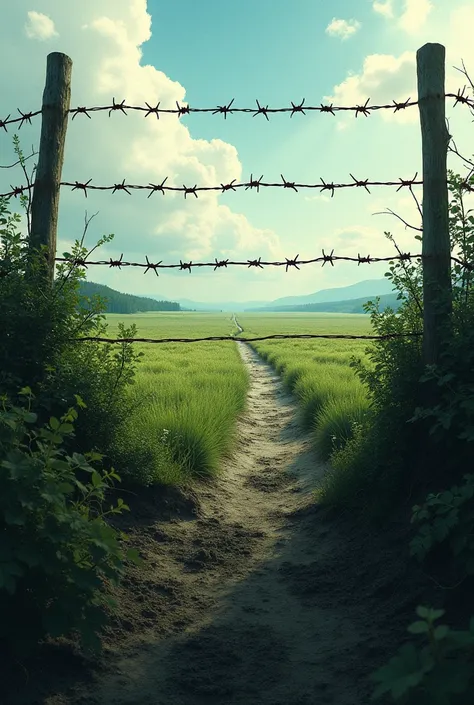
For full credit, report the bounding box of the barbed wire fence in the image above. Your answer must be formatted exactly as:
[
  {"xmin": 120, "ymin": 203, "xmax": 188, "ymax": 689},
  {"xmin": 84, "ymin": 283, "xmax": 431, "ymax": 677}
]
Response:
[
  {"xmin": 1, "ymin": 174, "xmax": 427, "ymax": 200},
  {"xmin": 1, "ymin": 45, "xmax": 472, "ymax": 358},
  {"xmin": 1, "ymin": 90, "xmax": 473, "ymax": 130}
]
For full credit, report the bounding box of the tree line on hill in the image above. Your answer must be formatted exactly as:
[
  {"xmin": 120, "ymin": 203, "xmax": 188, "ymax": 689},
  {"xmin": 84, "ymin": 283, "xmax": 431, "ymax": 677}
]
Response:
[{"xmin": 79, "ymin": 281, "xmax": 180, "ymax": 313}]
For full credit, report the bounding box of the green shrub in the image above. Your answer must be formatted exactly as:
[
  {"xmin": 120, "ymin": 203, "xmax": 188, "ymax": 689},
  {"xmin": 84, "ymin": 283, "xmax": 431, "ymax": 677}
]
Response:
[
  {"xmin": 0, "ymin": 141, "xmax": 146, "ymax": 479},
  {"xmin": 0, "ymin": 388, "xmax": 141, "ymax": 659},
  {"xmin": 371, "ymin": 606, "xmax": 474, "ymax": 704},
  {"xmin": 369, "ymin": 472, "xmax": 474, "ymax": 703},
  {"xmin": 410, "ymin": 473, "xmax": 474, "ymax": 580},
  {"xmin": 362, "ymin": 163, "xmax": 474, "ymax": 701}
]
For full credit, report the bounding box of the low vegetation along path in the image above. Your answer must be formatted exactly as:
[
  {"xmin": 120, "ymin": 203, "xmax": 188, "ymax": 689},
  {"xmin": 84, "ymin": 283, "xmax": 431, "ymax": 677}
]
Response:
[{"xmin": 59, "ymin": 343, "xmax": 405, "ymax": 705}]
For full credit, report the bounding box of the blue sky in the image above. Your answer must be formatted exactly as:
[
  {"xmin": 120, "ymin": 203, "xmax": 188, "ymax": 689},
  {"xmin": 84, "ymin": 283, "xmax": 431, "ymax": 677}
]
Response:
[{"xmin": 1, "ymin": 0, "xmax": 473, "ymax": 303}]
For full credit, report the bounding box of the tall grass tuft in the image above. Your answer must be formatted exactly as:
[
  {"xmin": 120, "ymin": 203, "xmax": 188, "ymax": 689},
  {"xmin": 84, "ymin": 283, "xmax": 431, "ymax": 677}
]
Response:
[
  {"xmin": 105, "ymin": 314, "xmax": 249, "ymax": 486},
  {"xmin": 313, "ymin": 393, "xmax": 370, "ymax": 460}
]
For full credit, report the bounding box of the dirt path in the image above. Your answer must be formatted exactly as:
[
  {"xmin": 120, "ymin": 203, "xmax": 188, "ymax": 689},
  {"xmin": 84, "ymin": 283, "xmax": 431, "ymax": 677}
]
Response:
[{"xmin": 18, "ymin": 342, "xmax": 430, "ymax": 705}]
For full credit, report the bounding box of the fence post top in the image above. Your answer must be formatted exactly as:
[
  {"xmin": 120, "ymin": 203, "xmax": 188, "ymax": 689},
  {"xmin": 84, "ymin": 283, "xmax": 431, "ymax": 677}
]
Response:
[
  {"xmin": 47, "ymin": 52, "xmax": 73, "ymax": 64},
  {"xmin": 417, "ymin": 42, "xmax": 445, "ymax": 55}
]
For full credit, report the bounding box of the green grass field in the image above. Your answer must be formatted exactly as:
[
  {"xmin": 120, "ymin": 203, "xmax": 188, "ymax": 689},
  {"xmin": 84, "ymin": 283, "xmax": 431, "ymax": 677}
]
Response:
[
  {"xmin": 238, "ymin": 313, "xmax": 372, "ymax": 461},
  {"xmin": 105, "ymin": 312, "xmax": 248, "ymax": 485},
  {"xmin": 103, "ymin": 311, "xmax": 373, "ymax": 486}
]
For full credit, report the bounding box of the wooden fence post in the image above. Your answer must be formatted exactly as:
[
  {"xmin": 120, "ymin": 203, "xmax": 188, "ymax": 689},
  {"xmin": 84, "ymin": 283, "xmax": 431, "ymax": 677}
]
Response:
[
  {"xmin": 29, "ymin": 52, "xmax": 72, "ymax": 282},
  {"xmin": 417, "ymin": 43, "xmax": 451, "ymax": 366}
]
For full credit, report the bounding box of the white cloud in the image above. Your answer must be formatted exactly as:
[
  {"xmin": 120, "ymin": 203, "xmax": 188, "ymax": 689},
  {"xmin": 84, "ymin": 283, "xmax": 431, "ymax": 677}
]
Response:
[
  {"xmin": 325, "ymin": 18, "xmax": 361, "ymax": 41},
  {"xmin": 372, "ymin": 0, "xmax": 433, "ymax": 33},
  {"xmin": 328, "ymin": 2, "xmax": 474, "ymax": 134},
  {"xmin": 373, "ymin": 1, "xmax": 394, "ymax": 18},
  {"xmin": 2, "ymin": 1, "xmax": 282, "ymax": 300},
  {"xmin": 326, "ymin": 51, "xmax": 417, "ymax": 125},
  {"xmin": 25, "ymin": 11, "xmax": 58, "ymax": 40},
  {"xmin": 398, "ymin": 0, "xmax": 433, "ymax": 33}
]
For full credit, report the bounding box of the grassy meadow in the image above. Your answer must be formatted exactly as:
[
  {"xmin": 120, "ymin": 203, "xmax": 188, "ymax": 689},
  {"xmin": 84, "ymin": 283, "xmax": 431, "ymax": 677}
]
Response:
[
  {"xmin": 103, "ymin": 310, "xmax": 374, "ymax": 487},
  {"xmin": 238, "ymin": 313, "xmax": 372, "ymax": 461},
  {"xmin": 105, "ymin": 312, "xmax": 248, "ymax": 486}
]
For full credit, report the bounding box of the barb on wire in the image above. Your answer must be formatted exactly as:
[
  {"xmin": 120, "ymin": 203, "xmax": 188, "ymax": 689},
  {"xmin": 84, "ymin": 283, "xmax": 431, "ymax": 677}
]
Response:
[
  {"xmin": 49, "ymin": 251, "xmax": 474, "ymax": 274},
  {"xmin": 1, "ymin": 92, "xmax": 473, "ymax": 131},
  {"xmin": 53, "ymin": 251, "xmax": 426, "ymax": 273},
  {"xmin": 74, "ymin": 332, "xmax": 423, "ymax": 345},
  {"xmin": 0, "ymin": 174, "xmax": 425, "ymax": 200}
]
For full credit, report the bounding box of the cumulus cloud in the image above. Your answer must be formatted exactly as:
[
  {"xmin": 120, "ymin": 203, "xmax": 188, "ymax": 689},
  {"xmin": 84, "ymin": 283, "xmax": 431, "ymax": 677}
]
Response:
[
  {"xmin": 1, "ymin": 1, "xmax": 282, "ymax": 299},
  {"xmin": 372, "ymin": 0, "xmax": 433, "ymax": 33},
  {"xmin": 325, "ymin": 18, "xmax": 361, "ymax": 41},
  {"xmin": 327, "ymin": 1, "xmax": 474, "ymax": 133},
  {"xmin": 398, "ymin": 0, "xmax": 433, "ymax": 33},
  {"xmin": 25, "ymin": 10, "xmax": 58, "ymax": 40},
  {"xmin": 326, "ymin": 51, "xmax": 417, "ymax": 125}
]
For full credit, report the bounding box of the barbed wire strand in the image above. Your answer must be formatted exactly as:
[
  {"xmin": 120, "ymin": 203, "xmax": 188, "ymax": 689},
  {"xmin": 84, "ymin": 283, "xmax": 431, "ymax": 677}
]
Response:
[
  {"xmin": 1, "ymin": 90, "xmax": 473, "ymax": 130},
  {"xmin": 0, "ymin": 174, "xmax": 425, "ymax": 200},
  {"xmin": 4, "ymin": 173, "xmax": 474, "ymax": 201},
  {"xmin": 49, "ymin": 253, "xmax": 473, "ymax": 274},
  {"xmin": 75, "ymin": 332, "xmax": 422, "ymax": 344}
]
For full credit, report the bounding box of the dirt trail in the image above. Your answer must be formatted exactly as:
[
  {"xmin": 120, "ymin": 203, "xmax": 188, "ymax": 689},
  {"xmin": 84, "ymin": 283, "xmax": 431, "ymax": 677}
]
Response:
[{"xmin": 18, "ymin": 343, "xmax": 429, "ymax": 705}]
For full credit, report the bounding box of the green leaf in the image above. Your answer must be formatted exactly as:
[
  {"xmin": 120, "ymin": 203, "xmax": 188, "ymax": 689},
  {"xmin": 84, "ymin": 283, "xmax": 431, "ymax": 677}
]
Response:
[
  {"xmin": 91, "ymin": 471, "xmax": 102, "ymax": 488},
  {"xmin": 74, "ymin": 394, "xmax": 87, "ymax": 409},
  {"xmin": 49, "ymin": 417, "xmax": 60, "ymax": 430},
  {"xmin": 18, "ymin": 387, "xmax": 32, "ymax": 397},
  {"xmin": 408, "ymin": 620, "xmax": 429, "ymax": 634}
]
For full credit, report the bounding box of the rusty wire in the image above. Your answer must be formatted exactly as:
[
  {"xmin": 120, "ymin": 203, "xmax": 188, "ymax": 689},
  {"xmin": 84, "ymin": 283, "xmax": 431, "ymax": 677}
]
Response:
[{"xmin": 0, "ymin": 90, "xmax": 473, "ymax": 131}]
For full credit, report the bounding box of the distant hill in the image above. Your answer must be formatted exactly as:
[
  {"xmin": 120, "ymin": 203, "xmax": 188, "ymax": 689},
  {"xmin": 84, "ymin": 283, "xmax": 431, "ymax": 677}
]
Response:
[
  {"xmin": 247, "ymin": 292, "xmax": 400, "ymax": 314},
  {"xmin": 79, "ymin": 281, "xmax": 180, "ymax": 314},
  {"xmin": 266, "ymin": 279, "xmax": 394, "ymax": 308},
  {"xmin": 136, "ymin": 278, "xmax": 397, "ymax": 312}
]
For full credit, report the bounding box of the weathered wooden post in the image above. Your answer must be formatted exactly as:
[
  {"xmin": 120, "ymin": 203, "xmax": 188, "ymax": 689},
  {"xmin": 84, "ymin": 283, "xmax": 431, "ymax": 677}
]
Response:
[
  {"xmin": 416, "ymin": 43, "xmax": 451, "ymax": 366},
  {"xmin": 29, "ymin": 52, "xmax": 72, "ymax": 282}
]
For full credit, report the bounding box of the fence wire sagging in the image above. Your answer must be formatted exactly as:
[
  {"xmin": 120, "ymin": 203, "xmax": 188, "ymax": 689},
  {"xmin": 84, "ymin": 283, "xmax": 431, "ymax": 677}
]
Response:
[{"xmin": 76, "ymin": 332, "xmax": 422, "ymax": 344}]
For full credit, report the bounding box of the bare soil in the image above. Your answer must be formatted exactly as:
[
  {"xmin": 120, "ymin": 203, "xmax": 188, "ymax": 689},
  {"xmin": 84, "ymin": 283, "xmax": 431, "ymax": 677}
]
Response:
[{"xmin": 5, "ymin": 343, "xmax": 441, "ymax": 705}]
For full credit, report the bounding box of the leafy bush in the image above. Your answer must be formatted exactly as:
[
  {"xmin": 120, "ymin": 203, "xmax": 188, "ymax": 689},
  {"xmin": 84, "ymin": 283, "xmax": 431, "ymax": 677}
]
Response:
[
  {"xmin": 319, "ymin": 170, "xmax": 474, "ymax": 517},
  {"xmin": 410, "ymin": 473, "xmax": 474, "ymax": 580},
  {"xmin": 0, "ymin": 139, "xmax": 144, "ymax": 475},
  {"xmin": 360, "ymin": 152, "xmax": 474, "ymax": 701},
  {"xmin": 0, "ymin": 388, "xmax": 140, "ymax": 659},
  {"xmin": 371, "ymin": 606, "xmax": 474, "ymax": 704},
  {"xmin": 369, "ymin": 474, "xmax": 474, "ymax": 702}
]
